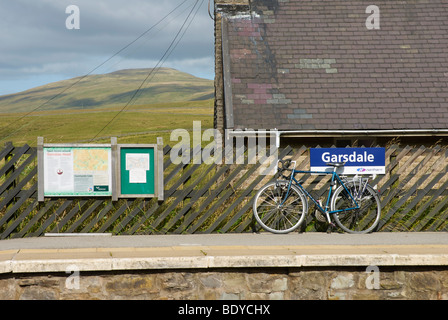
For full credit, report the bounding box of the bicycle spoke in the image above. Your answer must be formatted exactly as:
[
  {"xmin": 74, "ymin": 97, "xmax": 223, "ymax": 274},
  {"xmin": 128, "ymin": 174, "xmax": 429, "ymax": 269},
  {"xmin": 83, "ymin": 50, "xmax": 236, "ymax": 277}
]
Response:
[
  {"xmin": 331, "ymin": 184, "xmax": 381, "ymax": 234},
  {"xmin": 253, "ymin": 181, "xmax": 307, "ymax": 234}
]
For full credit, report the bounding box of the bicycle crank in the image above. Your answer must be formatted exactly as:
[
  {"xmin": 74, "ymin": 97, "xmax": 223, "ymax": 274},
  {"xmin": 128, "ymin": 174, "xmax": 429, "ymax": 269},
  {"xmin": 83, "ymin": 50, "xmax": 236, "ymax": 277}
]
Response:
[
  {"xmin": 315, "ymin": 210, "xmax": 327, "ymax": 223},
  {"xmin": 315, "ymin": 200, "xmax": 331, "ymax": 223}
]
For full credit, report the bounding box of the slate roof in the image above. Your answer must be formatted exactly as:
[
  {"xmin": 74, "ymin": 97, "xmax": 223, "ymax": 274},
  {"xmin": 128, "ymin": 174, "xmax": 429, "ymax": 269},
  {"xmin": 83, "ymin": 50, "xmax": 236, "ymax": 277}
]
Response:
[{"xmin": 220, "ymin": 0, "xmax": 448, "ymax": 132}]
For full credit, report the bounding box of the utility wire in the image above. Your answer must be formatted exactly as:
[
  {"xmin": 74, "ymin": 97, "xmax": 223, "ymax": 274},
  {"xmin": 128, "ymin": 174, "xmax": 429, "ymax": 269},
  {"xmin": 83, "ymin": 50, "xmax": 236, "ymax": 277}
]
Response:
[
  {"xmin": 0, "ymin": 0, "xmax": 190, "ymax": 144},
  {"xmin": 132, "ymin": 0, "xmax": 205, "ymax": 104},
  {"xmin": 100, "ymin": 2, "xmax": 196, "ymax": 75},
  {"xmin": 90, "ymin": 0, "xmax": 202, "ymax": 142}
]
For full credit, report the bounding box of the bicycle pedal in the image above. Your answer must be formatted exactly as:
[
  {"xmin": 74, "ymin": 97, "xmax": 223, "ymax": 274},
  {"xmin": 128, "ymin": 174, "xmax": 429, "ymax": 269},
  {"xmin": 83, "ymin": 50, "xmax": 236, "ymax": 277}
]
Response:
[
  {"xmin": 326, "ymin": 222, "xmax": 336, "ymax": 234},
  {"xmin": 315, "ymin": 200, "xmax": 327, "ymax": 223}
]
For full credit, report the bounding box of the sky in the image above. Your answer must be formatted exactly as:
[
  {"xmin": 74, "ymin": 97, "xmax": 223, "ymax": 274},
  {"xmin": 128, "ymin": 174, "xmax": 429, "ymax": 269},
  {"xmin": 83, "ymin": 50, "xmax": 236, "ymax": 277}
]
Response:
[{"xmin": 0, "ymin": 0, "xmax": 215, "ymax": 96}]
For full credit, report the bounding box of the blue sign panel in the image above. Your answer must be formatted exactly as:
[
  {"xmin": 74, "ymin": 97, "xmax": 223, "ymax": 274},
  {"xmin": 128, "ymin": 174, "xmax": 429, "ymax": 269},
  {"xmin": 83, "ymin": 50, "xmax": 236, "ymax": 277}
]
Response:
[{"xmin": 310, "ymin": 148, "xmax": 385, "ymax": 174}]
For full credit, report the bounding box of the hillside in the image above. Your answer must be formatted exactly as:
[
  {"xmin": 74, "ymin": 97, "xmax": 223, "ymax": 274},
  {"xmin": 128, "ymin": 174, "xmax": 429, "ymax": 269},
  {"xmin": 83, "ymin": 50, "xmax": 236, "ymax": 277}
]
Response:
[{"xmin": 0, "ymin": 68, "xmax": 214, "ymax": 113}]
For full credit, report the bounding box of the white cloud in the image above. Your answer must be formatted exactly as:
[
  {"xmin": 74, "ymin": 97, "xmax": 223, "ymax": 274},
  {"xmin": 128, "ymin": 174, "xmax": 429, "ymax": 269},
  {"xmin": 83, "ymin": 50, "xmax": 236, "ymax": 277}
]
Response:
[{"xmin": 0, "ymin": 0, "xmax": 214, "ymax": 95}]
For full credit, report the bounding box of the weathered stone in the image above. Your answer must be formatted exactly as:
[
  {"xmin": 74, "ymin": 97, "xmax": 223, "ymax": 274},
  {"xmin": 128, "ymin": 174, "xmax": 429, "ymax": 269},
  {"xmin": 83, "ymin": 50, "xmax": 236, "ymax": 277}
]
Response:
[
  {"xmin": 410, "ymin": 272, "xmax": 441, "ymax": 292},
  {"xmin": 20, "ymin": 286, "xmax": 58, "ymax": 300},
  {"xmin": 105, "ymin": 274, "xmax": 155, "ymax": 295},
  {"xmin": 352, "ymin": 290, "xmax": 382, "ymax": 300},
  {"xmin": 328, "ymin": 291, "xmax": 347, "ymax": 300},
  {"xmin": 331, "ymin": 274, "xmax": 355, "ymax": 290},
  {"xmin": 272, "ymin": 278, "xmax": 288, "ymax": 292},
  {"xmin": 200, "ymin": 274, "xmax": 222, "ymax": 289},
  {"xmin": 0, "ymin": 278, "xmax": 17, "ymax": 299},
  {"xmin": 268, "ymin": 291, "xmax": 284, "ymax": 300},
  {"xmin": 290, "ymin": 270, "xmax": 328, "ymax": 300},
  {"xmin": 222, "ymin": 272, "xmax": 246, "ymax": 292},
  {"xmin": 160, "ymin": 272, "xmax": 195, "ymax": 291},
  {"xmin": 1, "ymin": 267, "xmax": 448, "ymax": 300},
  {"xmin": 247, "ymin": 273, "xmax": 286, "ymax": 293},
  {"xmin": 220, "ymin": 292, "xmax": 240, "ymax": 300}
]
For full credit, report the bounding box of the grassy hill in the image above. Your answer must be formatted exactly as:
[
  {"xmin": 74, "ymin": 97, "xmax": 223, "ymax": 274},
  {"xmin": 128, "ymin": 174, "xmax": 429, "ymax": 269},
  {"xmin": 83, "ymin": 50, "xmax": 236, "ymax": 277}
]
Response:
[
  {"xmin": 0, "ymin": 68, "xmax": 214, "ymax": 113},
  {"xmin": 0, "ymin": 68, "xmax": 214, "ymax": 146}
]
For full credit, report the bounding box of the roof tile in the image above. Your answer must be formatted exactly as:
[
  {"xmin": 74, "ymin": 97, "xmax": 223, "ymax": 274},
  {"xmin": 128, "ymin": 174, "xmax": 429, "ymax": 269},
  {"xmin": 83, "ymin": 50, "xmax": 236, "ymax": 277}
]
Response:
[{"xmin": 222, "ymin": 0, "xmax": 448, "ymax": 131}]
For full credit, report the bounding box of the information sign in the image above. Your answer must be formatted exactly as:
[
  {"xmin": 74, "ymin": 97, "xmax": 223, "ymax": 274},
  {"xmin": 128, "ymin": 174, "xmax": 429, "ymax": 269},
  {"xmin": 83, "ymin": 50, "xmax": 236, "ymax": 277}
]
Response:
[
  {"xmin": 41, "ymin": 145, "xmax": 112, "ymax": 197},
  {"xmin": 310, "ymin": 147, "xmax": 385, "ymax": 174}
]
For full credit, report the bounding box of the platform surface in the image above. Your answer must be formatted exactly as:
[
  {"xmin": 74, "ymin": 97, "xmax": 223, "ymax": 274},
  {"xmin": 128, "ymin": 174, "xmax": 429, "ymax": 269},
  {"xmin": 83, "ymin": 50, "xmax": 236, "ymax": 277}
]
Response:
[{"xmin": 0, "ymin": 232, "xmax": 447, "ymax": 273}]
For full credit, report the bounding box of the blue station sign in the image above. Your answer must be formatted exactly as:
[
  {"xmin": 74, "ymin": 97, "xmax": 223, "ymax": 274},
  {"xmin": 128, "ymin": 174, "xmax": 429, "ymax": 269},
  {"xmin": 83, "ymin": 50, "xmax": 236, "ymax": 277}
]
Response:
[{"xmin": 310, "ymin": 147, "xmax": 386, "ymax": 174}]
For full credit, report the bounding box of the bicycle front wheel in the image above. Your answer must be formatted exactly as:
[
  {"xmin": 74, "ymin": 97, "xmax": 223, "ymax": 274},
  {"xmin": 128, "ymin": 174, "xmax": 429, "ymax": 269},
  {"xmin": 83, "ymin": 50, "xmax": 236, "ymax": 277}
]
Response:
[
  {"xmin": 330, "ymin": 184, "xmax": 381, "ymax": 234},
  {"xmin": 253, "ymin": 181, "xmax": 307, "ymax": 234}
]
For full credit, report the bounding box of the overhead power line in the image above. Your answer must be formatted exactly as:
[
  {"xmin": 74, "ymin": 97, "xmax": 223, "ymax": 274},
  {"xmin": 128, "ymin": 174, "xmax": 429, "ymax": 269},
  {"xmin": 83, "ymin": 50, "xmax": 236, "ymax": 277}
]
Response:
[
  {"xmin": 0, "ymin": 0, "xmax": 191, "ymax": 144},
  {"xmin": 90, "ymin": 0, "xmax": 204, "ymax": 142}
]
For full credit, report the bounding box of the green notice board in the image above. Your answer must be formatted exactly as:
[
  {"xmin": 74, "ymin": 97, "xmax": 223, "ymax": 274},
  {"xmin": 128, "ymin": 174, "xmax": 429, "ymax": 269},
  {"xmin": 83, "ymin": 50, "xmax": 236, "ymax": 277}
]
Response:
[{"xmin": 119, "ymin": 146, "xmax": 155, "ymax": 197}]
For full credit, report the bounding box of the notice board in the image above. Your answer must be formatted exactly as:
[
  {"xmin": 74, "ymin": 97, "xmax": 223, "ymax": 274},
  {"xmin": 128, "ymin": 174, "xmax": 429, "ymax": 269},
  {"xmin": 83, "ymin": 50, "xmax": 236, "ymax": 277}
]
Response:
[
  {"xmin": 118, "ymin": 145, "xmax": 155, "ymax": 197},
  {"xmin": 38, "ymin": 143, "xmax": 112, "ymax": 198},
  {"xmin": 38, "ymin": 137, "xmax": 164, "ymax": 201}
]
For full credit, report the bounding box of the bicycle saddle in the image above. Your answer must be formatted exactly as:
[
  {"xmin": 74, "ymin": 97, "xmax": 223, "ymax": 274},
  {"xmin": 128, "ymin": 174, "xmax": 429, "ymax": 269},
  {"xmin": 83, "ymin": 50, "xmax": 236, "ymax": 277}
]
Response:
[{"xmin": 326, "ymin": 162, "xmax": 345, "ymax": 167}]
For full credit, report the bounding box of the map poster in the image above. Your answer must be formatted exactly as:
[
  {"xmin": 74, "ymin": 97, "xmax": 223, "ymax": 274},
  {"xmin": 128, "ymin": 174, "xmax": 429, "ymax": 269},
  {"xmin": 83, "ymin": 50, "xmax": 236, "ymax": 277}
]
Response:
[{"xmin": 43, "ymin": 147, "xmax": 112, "ymax": 197}]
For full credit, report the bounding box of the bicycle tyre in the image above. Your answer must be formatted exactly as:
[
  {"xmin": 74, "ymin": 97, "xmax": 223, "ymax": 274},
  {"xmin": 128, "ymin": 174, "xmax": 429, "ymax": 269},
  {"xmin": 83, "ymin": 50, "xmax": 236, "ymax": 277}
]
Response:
[
  {"xmin": 330, "ymin": 183, "xmax": 381, "ymax": 234},
  {"xmin": 253, "ymin": 181, "xmax": 307, "ymax": 234}
]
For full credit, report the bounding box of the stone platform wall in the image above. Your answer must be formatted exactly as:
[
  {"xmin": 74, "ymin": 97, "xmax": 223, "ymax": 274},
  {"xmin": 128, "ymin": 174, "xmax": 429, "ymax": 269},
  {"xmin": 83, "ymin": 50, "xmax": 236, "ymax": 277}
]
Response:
[{"xmin": 2, "ymin": 266, "xmax": 448, "ymax": 300}]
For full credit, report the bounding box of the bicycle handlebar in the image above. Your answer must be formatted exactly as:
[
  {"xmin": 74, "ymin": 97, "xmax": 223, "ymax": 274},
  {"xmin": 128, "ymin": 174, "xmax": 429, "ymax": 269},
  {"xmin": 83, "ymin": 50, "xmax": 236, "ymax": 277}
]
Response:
[
  {"xmin": 277, "ymin": 159, "xmax": 290, "ymax": 171},
  {"xmin": 277, "ymin": 159, "xmax": 296, "ymax": 176}
]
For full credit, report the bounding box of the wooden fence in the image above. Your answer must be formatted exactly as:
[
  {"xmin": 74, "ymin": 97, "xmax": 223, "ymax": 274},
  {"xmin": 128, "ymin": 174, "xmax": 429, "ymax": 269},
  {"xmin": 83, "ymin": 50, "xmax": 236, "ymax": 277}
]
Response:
[{"xmin": 1, "ymin": 142, "xmax": 448, "ymax": 239}]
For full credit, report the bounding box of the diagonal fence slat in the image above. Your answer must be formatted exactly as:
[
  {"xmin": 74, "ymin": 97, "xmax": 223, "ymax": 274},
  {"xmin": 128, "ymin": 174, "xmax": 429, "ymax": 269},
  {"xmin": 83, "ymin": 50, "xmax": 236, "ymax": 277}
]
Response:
[
  {"xmin": 204, "ymin": 146, "xmax": 294, "ymax": 234},
  {"xmin": 29, "ymin": 200, "xmax": 73, "ymax": 237},
  {"xmin": 182, "ymin": 145, "xmax": 269, "ymax": 234},
  {"xmin": 97, "ymin": 200, "xmax": 131, "ymax": 233},
  {"xmin": 376, "ymin": 146, "xmax": 431, "ymax": 230},
  {"xmin": 160, "ymin": 163, "xmax": 218, "ymax": 234},
  {"xmin": 48, "ymin": 200, "xmax": 89, "ymax": 233},
  {"xmin": 0, "ymin": 145, "xmax": 32, "ymax": 178},
  {"xmin": 379, "ymin": 146, "xmax": 441, "ymax": 230},
  {"xmin": 65, "ymin": 200, "xmax": 104, "ymax": 233},
  {"xmin": 15, "ymin": 198, "xmax": 56, "ymax": 238},
  {"xmin": 2, "ymin": 142, "xmax": 448, "ymax": 238},
  {"xmin": 396, "ymin": 149, "xmax": 448, "ymax": 231},
  {"xmin": 113, "ymin": 199, "xmax": 146, "ymax": 234}
]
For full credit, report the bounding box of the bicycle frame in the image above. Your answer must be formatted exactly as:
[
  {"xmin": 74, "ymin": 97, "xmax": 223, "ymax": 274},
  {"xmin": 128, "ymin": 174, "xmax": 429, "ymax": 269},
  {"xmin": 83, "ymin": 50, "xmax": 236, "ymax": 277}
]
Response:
[{"xmin": 280, "ymin": 165, "xmax": 360, "ymax": 223}]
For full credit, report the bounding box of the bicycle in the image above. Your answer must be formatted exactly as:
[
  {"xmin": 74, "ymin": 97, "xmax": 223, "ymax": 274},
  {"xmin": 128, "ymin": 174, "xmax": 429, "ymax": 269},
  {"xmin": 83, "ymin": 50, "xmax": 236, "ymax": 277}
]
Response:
[{"xmin": 252, "ymin": 159, "xmax": 381, "ymax": 234}]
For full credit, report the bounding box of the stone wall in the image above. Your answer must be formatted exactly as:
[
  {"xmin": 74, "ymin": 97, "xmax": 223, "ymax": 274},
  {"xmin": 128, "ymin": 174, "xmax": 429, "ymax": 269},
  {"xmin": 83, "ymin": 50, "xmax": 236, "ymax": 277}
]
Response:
[
  {"xmin": 2, "ymin": 266, "xmax": 448, "ymax": 300},
  {"xmin": 214, "ymin": 0, "xmax": 250, "ymax": 133}
]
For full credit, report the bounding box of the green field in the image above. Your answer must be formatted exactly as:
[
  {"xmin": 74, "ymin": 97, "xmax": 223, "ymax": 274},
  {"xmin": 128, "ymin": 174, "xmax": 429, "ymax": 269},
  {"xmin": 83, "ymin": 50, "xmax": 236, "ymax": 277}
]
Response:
[
  {"xmin": 0, "ymin": 68, "xmax": 215, "ymax": 147},
  {"xmin": 0, "ymin": 68, "xmax": 214, "ymax": 113},
  {"xmin": 0, "ymin": 99, "xmax": 214, "ymax": 146}
]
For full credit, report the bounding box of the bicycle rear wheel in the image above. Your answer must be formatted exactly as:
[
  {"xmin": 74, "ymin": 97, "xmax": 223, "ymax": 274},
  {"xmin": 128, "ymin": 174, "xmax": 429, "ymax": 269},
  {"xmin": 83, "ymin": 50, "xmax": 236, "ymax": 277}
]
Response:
[
  {"xmin": 330, "ymin": 184, "xmax": 381, "ymax": 234},
  {"xmin": 253, "ymin": 181, "xmax": 307, "ymax": 234}
]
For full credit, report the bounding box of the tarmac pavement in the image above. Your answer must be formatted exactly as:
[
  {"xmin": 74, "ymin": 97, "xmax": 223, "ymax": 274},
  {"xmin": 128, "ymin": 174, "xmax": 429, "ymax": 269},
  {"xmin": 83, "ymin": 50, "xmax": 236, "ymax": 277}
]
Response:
[
  {"xmin": 1, "ymin": 232, "xmax": 448, "ymax": 249},
  {"xmin": 0, "ymin": 232, "xmax": 447, "ymax": 274}
]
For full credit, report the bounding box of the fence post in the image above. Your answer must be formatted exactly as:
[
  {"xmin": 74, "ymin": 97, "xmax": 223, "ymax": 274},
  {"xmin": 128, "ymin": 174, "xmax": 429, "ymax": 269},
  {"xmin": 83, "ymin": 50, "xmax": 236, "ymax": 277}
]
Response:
[
  {"xmin": 37, "ymin": 137, "xmax": 44, "ymax": 202},
  {"xmin": 157, "ymin": 137, "xmax": 164, "ymax": 201},
  {"xmin": 111, "ymin": 137, "xmax": 118, "ymax": 202},
  {"xmin": 4, "ymin": 141, "xmax": 16, "ymax": 209}
]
